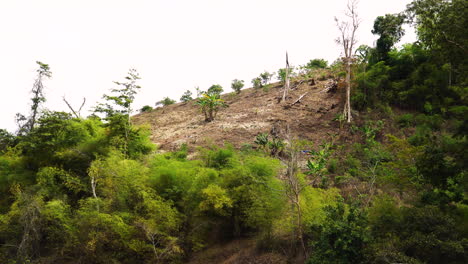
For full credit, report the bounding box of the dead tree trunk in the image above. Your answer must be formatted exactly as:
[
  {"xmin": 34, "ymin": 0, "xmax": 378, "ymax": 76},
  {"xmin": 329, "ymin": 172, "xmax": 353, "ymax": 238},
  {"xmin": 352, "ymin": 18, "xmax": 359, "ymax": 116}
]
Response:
[
  {"xmin": 282, "ymin": 126, "xmax": 308, "ymax": 258},
  {"xmin": 335, "ymin": 0, "xmax": 360, "ymax": 123},
  {"xmin": 282, "ymin": 52, "xmax": 290, "ymax": 102},
  {"xmin": 63, "ymin": 97, "xmax": 86, "ymax": 118}
]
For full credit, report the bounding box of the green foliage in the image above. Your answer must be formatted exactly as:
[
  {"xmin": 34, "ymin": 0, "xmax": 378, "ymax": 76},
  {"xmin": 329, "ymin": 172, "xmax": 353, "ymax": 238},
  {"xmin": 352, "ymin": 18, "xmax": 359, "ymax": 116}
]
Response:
[
  {"xmin": 200, "ymin": 145, "xmax": 234, "ymax": 169},
  {"xmin": 371, "ymin": 13, "xmax": 406, "ymax": 61},
  {"xmin": 251, "ymin": 77, "xmax": 262, "ymax": 89},
  {"xmin": 199, "ymin": 184, "xmax": 232, "ymax": 216},
  {"xmin": 0, "ymin": 129, "xmax": 15, "ymax": 153},
  {"xmin": 1, "ymin": 2, "xmax": 467, "ymax": 261},
  {"xmin": 93, "ymin": 69, "xmax": 145, "ymax": 158},
  {"xmin": 207, "ymin": 84, "xmax": 223, "ymax": 96},
  {"xmin": 308, "ymin": 203, "xmax": 370, "ymax": 264},
  {"xmin": 407, "ymin": 0, "xmax": 468, "ymax": 83},
  {"xmin": 259, "ymin": 71, "xmax": 273, "ymax": 86},
  {"xmin": 332, "ymin": 114, "xmax": 345, "ymax": 130},
  {"xmin": 231, "ymin": 79, "xmax": 244, "ymax": 94},
  {"xmin": 277, "ymin": 67, "xmax": 295, "ymax": 84},
  {"xmin": 305, "ymin": 59, "xmax": 328, "ymax": 69},
  {"xmin": 180, "ymin": 90, "xmax": 193, "ymax": 102},
  {"xmin": 254, "ymin": 133, "xmax": 269, "ymax": 149},
  {"xmin": 139, "ymin": 105, "xmax": 153, "ymax": 113},
  {"xmin": 16, "ymin": 61, "xmax": 52, "ymax": 135},
  {"xmin": 196, "ymin": 93, "xmax": 227, "ymax": 122},
  {"xmin": 94, "ymin": 69, "xmax": 141, "ymax": 118},
  {"xmin": 156, "ymin": 97, "xmax": 176, "ymax": 106},
  {"xmin": 306, "ymin": 143, "xmax": 332, "ymax": 188},
  {"xmin": 416, "ymin": 135, "xmax": 466, "ymax": 205},
  {"xmin": 354, "ymin": 61, "xmax": 391, "ymax": 109},
  {"xmin": 396, "ymin": 113, "xmax": 414, "ymax": 127},
  {"xmin": 267, "ymin": 137, "xmax": 285, "ymax": 157},
  {"xmin": 368, "ymin": 202, "xmax": 467, "ymax": 264},
  {"xmin": 254, "ymin": 133, "xmax": 285, "ymax": 157}
]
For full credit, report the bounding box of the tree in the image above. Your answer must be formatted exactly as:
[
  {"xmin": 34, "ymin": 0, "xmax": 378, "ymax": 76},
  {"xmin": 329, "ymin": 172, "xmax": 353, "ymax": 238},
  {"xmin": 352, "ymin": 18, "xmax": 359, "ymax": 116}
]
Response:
[
  {"xmin": 207, "ymin": 84, "xmax": 223, "ymax": 96},
  {"xmin": 406, "ymin": 0, "xmax": 468, "ymax": 84},
  {"xmin": 95, "ymin": 69, "xmax": 141, "ymax": 119},
  {"xmin": 180, "ymin": 90, "xmax": 193, "ymax": 102},
  {"xmin": 251, "ymin": 77, "xmax": 262, "ymax": 90},
  {"xmin": 140, "ymin": 105, "xmax": 153, "ymax": 113},
  {"xmin": 335, "ymin": 0, "xmax": 360, "ymax": 123},
  {"xmin": 372, "ymin": 14, "xmax": 406, "ymax": 61},
  {"xmin": 196, "ymin": 93, "xmax": 226, "ymax": 122},
  {"xmin": 308, "ymin": 203, "xmax": 370, "ymax": 264},
  {"xmin": 0, "ymin": 129, "xmax": 15, "ymax": 152},
  {"xmin": 156, "ymin": 97, "xmax": 176, "ymax": 106},
  {"xmin": 231, "ymin": 79, "xmax": 244, "ymax": 94},
  {"xmin": 260, "ymin": 71, "xmax": 273, "ymax": 86},
  {"xmin": 94, "ymin": 69, "xmax": 141, "ymax": 157},
  {"xmin": 282, "ymin": 137, "xmax": 308, "ymax": 257},
  {"xmin": 16, "ymin": 61, "xmax": 52, "ymax": 135},
  {"xmin": 277, "ymin": 67, "xmax": 294, "ymax": 84},
  {"xmin": 305, "ymin": 59, "xmax": 328, "ymax": 69}
]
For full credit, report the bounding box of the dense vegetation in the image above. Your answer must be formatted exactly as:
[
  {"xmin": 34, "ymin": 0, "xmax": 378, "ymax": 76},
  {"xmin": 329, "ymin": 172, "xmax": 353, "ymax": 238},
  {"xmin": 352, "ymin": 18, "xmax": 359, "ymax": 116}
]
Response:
[{"xmin": 0, "ymin": 0, "xmax": 466, "ymax": 263}]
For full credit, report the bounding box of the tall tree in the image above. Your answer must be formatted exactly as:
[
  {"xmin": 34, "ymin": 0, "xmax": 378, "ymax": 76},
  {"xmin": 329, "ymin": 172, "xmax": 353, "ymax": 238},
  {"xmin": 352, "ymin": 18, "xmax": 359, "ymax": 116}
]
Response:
[
  {"xmin": 406, "ymin": 0, "xmax": 467, "ymax": 84},
  {"xmin": 372, "ymin": 14, "xmax": 406, "ymax": 61},
  {"xmin": 16, "ymin": 61, "xmax": 52, "ymax": 135},
  {"xmin": 335, "ymin": 0, "xmax": 360, "ymax": 123},
  {"xmin": 94, "ymin": 69, "xmax": 141, "ymax": 157}
]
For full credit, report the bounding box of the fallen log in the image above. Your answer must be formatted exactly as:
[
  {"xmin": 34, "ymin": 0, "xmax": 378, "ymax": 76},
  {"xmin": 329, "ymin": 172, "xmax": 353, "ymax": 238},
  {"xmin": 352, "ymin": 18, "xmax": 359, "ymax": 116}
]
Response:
[{"xmin": 284, "ymin": 92, "xmax": 309, "ymax": 109}]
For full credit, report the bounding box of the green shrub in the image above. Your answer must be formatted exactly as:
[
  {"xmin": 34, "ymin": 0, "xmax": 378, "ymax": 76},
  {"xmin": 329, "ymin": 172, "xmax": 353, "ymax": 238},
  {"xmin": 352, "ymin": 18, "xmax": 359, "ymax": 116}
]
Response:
[
  {"xmin": 252, "ymin": 77, "xmax": 262, "ymax": 89},
  {"xmin": 140, "ymin": 105, "xmax": 153, "ymax": 113},
  {"xmin": 305, "ymin": 58, "xmax": 328, "ymax": 69},
  {"xmin": 207, "ymin": 84, "xmax": 223, "ymax": 95},
  {"xmin": 196, "ymin": 93, "xmax": 227, "ymax": 122},
  {"xmin": 180, "ymin": 90, "xmax": 193, "ymax": 102},
  {"xmin": 259, "ymin": 71, "xmax": 273, "ymax": 86},
  {"xmin": 408, "ymin": 125, "xmax": 431, "ymax": 146},
  {"xmin": 308, "ymin": 203, "xmax": 370, "ymax": 264},
  {"xmin": 397, "ymin": 113, "xmax": 414, "ymax": 127},
  {"xmin": 231, "ymin": 79, "xmax": 244, "ymax": 94},
  {"xmin": 156, "ymin": 97, "xmax": 176, "ymax": 106},
  {"xmin": 327, "ymin": 158, "xmax": 338, "ymax": 174},
  {"xmin": 414, "ymin": 114, "xmax": 443, "ymax": 129}
]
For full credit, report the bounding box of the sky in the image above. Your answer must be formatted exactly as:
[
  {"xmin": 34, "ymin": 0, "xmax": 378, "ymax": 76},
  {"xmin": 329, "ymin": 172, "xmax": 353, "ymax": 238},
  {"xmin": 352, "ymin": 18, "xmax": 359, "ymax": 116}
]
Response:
[{"xmin": 0, "ymin": 0, "xmax": 416, "ymax": 132}]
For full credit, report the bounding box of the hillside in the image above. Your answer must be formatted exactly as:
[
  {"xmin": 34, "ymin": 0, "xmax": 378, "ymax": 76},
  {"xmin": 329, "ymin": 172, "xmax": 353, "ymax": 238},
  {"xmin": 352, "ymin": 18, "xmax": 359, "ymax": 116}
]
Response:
[
  {"xmin": 1, "ymin": 0, "xmax": 466, "ymax": 262},
  {"xmin": 133, "ymin": 79, "xmax": 342, "ymax": 151}
]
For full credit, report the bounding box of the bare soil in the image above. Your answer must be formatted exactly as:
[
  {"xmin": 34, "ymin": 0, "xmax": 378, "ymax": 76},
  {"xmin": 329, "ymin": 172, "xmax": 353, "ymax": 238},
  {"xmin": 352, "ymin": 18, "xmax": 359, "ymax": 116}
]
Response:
[{"xmin": 133, "ymin": 79, "xmax": 344, "ymax": 151}]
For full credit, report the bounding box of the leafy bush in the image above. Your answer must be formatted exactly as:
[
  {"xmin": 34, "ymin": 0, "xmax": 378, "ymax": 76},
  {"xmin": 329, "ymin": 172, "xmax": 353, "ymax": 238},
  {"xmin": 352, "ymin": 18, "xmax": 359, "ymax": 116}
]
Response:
[
  {"xmin": 0, "ymin": 129, "xmax": 15, "ymax": 152},
  {"xmin": 308, "ymin": 203, "xmax": 370, "ymax": 264},
  {"xmin": 251, "ymin": 77, "xmax": 262, "ymax": 89},
  {"xmin": 305, "ymin": 58, "xmax": 328, "ymax": 69},
  {"xmin": 260, "ymin": 71, "xmax": 273, "ymax": 85},
  {"xmin": 277, "ymin": 67, "xmax": 295, "ymax": 84},
  {"xmin": 140, "ymin": 105, "xmax": 153, "ymax": 113},
  {"xmin": 180, "ymin": 90, "xmax": 193, "ymax": 102},
  {"xmin": 196, "ymin": 93, "xmax": 227, "ymax": 122},
  {"xmin": 267, "ymin": 137, "xmax": 285, "ymax": 157},
  {"xmin": 207, "ymin": 84, "xmax": 223, "ymax": 96},
  {"xmin": 254, "ymin": 133, "xmax": 269, "ymax": 149},
  {"xmin": 231, "ymin": 79, "xmax": 244, "ymax": 94},
  {"xmin": 397, "ymin": 113, "xmax": 414, "ymax": 127},
  {"xmin": 156, "ymin": 97, "xmax": 176, "ymax": 106}
]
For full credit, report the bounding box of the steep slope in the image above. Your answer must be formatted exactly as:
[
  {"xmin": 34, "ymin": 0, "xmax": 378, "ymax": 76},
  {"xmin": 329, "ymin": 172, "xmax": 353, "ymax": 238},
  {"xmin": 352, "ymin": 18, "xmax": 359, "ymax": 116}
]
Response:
[{"xmin": 133, "ymin": 79, "xmax": 343, "ymax": 150}]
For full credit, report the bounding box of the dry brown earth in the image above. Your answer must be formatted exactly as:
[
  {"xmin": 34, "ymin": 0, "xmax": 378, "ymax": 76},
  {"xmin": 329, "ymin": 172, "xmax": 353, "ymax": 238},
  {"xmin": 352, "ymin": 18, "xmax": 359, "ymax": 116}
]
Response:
[{"xmin": 133, "ymin": 79, "xmax": 344, "ymax": 151}]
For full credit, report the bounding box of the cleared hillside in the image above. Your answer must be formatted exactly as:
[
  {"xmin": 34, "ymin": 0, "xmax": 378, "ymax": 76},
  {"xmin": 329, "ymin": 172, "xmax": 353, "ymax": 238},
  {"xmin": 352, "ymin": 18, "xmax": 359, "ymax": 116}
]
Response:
[{"xmin": 133, "ymin": 79, "xmax": 344, "ymax": 151}]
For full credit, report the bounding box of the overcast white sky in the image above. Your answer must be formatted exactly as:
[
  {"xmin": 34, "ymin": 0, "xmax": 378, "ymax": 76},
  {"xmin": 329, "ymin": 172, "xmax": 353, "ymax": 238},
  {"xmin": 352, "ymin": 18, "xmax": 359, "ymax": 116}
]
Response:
[{"xmin": 0, "ymin": 0, "xmax": 416, "ymax": 132}]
